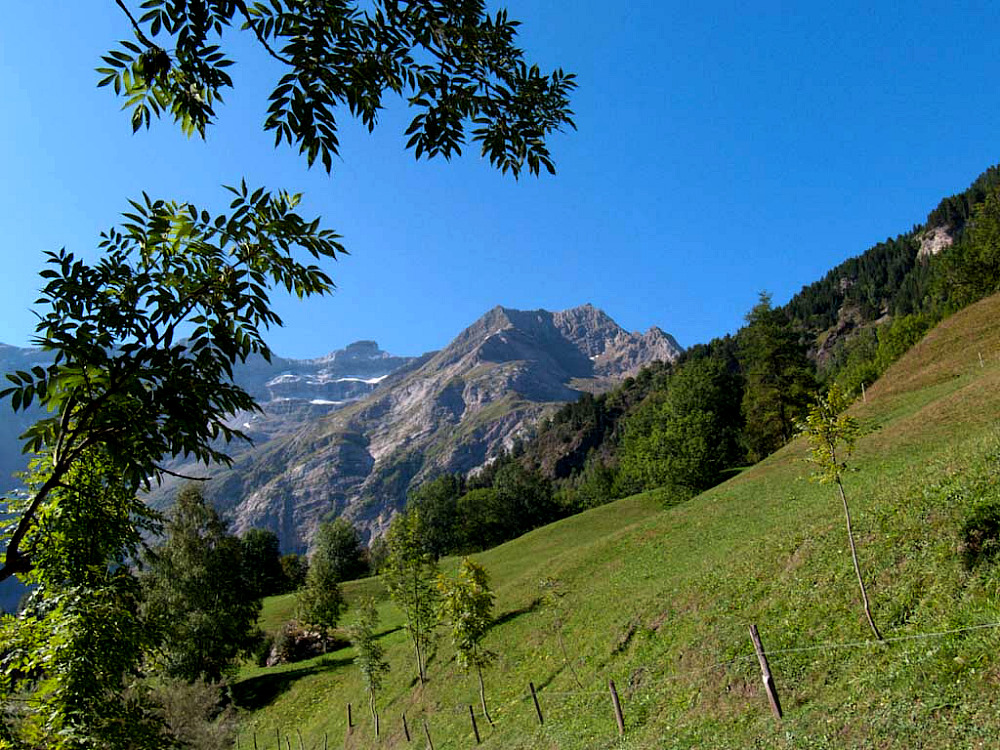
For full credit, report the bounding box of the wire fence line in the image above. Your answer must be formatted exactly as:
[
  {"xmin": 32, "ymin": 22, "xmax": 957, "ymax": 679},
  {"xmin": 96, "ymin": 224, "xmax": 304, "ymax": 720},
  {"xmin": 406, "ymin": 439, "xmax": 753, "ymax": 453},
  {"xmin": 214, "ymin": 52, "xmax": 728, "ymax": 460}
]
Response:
[
  {"xmin": 761, "ymin": 620, "xmax": 1000, "ymax": 658},
  {"xmin": 235, "ymin": 619, "xmax": 1000, "ymax": 747}
]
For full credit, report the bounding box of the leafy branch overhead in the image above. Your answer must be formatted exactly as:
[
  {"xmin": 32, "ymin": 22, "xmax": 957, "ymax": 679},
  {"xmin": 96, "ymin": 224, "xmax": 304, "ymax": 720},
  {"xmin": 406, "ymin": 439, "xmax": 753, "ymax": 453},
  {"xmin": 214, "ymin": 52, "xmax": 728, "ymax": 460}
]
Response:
[
  {"xmin": 0, "ymin": 183, "xmax": 343, "ymax": 582},
  {"xmin": 101, "ymin": 0, "xmax": 577, "ymax": 176}
]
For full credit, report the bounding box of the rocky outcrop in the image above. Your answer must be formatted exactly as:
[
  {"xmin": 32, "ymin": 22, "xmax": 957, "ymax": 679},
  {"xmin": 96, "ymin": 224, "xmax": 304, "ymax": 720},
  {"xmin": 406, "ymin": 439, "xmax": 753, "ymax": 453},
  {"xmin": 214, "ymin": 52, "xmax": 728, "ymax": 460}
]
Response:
[{"xmin": 918, "ymin": 225, "xmax": 954, "ymax": 258}]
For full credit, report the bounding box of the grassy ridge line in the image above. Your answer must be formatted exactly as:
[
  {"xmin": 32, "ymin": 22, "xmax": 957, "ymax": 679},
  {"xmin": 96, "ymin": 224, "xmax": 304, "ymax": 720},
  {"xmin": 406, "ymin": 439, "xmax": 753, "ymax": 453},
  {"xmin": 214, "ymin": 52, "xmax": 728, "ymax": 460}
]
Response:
[{"xmin": 235, "ymin": 293, "xmax": 1000, "ymax": 749}]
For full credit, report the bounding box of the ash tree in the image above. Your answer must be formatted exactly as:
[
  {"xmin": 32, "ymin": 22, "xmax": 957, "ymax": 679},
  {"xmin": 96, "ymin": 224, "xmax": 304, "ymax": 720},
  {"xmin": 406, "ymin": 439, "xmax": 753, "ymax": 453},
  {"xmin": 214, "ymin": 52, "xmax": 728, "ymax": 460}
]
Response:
[
  {"xmin": 99, "ymin": 0, "xmax": 576, "ymax": 177},
  {"xmin": 346, "ymin": 597, "xmax": 390, "ymax": 737},
  {"xmin": 438, "ymin": 557, "xmax": 497, "ymax": 725},
  {"xmin": 0, "ymin": 448, "xmax": 165, "ymax": 748},
  {"xmin": 800, "ymin": 383, "xmax": 883, "ymax": 641},
  {"xmin": 383, "ymin": 510, "xmax": 439, "ymax": 685}
]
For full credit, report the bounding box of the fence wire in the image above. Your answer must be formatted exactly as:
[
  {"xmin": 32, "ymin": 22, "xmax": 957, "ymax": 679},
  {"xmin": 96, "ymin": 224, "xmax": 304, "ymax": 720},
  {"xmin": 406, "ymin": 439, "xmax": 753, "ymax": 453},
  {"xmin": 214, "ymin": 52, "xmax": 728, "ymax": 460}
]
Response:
[{"xmin": 234, "ymin": 619, "xmax": 1000, "ymax": 748}]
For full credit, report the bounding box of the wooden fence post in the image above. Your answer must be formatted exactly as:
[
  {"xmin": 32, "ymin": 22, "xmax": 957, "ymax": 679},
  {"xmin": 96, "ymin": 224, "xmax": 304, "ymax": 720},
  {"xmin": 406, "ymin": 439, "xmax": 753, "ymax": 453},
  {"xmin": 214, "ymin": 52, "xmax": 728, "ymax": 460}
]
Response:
[
  {"xmin": 275, "ymin": 727, "xmax": 280, "ymax": 750},
  {"xmin": 529, "ymin": 682, "xmax": 544, "ymax": 725},
  {"xmin": 608, "ymin": 679, "xmax": 625, "ymax": 736},
  {"xmin": 253, "ymin": 732, "xmax": 259, "ymax": 750},
  {"xmin": 422, "ymin": 717, "xmax": 435, "ymax": 750},
  {"xmin": 749, "ymin": 623, "xmax": 783, "ymax": 720},
  {"xmin": 346, "ymin": 703, "xmax": 353, "ymax": 736},
  {"xmin": 469, "ymin": 706, "xmax": 481, "ymax": 744}
]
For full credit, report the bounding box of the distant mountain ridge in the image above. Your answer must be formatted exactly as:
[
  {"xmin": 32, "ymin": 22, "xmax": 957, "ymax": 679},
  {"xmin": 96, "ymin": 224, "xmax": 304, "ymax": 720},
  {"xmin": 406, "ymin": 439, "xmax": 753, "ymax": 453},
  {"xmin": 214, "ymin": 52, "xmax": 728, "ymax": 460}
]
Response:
[
  {"xmin": 189, "ymin": 304, "xmax": 681, "ymax": 551},
  {"xmin": 0, "ymin": 340, "xmax": 417, "ymax": 486}
]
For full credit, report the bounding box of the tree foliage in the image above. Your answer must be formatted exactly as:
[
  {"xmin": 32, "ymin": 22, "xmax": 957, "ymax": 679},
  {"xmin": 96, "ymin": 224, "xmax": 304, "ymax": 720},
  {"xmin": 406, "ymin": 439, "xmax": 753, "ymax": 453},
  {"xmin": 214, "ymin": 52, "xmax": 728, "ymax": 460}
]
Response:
[
  {"xmin": 408, "ymin": 473, "xmax": 465, "ymax": 559},
  {"xmin": 296, "ymin": 523, "xmax": 353, "ymax": 633},
  {"xmin": 0, "ymin": 184, "xmax": 343, "ymax": 584},
  {"xmin": 0, "ymin": 448, "xmax": 165, "ymax": 748},
  {"xmin": 312, "ymin": 518, "xmax": 368, "ymax": 583},
  {"xmin": 938, "ymin": 184, "xmax": 1000, "ymax": 307},
  {"xmin": 101, "ymin": 0, "xmax": 576, "ymax": 176},
  {"xmin": 617, "ymin": 353, "xmax": 742, "ymax": 499},
  {"xmin": 0, "ymin": 2, "xmax": 575, "ymax": 745},
  {"xmin": 383, "ymin": 510, "xmax": 439, "ymax": 685},
  {"xmin": 738, "ymin": 292, "xmax": 816, "ymax": 462},
  {"xmin": 279, "ymin": 553, "xmax": 309, "ymax": 591},
  {"xmin": 346, "ymin": 597, "xmax": 390, "ymax": 735},
  {"xmin": 240, "ymin": 528, "xmax": 286, "ymax": 599},
  {"xmin": 141, "ymin": 485, "xmax": 262, "ymax": 682},
  {"xmin": 438, "ymin": 557, "xmax": 496, "ymax": 724}
]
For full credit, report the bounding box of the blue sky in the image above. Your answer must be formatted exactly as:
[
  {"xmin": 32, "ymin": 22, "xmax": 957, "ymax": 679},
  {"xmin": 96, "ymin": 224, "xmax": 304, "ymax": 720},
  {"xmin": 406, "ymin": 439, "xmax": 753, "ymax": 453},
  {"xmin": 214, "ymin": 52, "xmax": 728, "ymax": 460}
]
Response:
[{"xmin": 2, "ymin": 2, "xmax": 999, "ymax": 359}]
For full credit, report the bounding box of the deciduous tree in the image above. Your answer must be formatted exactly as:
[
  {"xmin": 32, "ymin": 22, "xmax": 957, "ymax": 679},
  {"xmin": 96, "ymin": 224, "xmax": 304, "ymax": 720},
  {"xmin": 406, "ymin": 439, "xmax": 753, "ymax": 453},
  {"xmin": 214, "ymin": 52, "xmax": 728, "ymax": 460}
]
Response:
[
  {"xmin": 800, "ymin": 384, "xmax": 882, "ymax": 641},
  {"xmin": 0, "ymin": 2, "xmax": 573, "ymax": 741},
  {"xmin": 0, "ymin": 448, "xmax": 165, "ymax": 748},
  {"xmin": 383, "ymin": 510, "xmax": 439, "ymax": 685},
  {"xmin": 240, "ymin": 528, "xmax": 286, "ymax": 599},
  {"xmin": 346, "ymin": 597, "xmax": 390, "ymax": 737},
  {"xmin": 100, "ymin": 1, "xmax": 576, "ymax": 177},
  {"xmin": 438, "ymin": 558, "xmax": 496, "ymax": 724},
  {"xmin": 141, "ymin": 485, "xmax": 263, "ymax": 681}
]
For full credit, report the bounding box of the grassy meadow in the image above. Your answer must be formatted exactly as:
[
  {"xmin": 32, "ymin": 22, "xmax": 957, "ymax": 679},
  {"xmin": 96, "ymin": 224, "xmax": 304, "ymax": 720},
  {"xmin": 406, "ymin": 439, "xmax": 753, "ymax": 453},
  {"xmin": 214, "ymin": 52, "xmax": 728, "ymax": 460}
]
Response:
[{"xmin": 231, "ymin": 293, "xmax": 1000, "ymax": 749}]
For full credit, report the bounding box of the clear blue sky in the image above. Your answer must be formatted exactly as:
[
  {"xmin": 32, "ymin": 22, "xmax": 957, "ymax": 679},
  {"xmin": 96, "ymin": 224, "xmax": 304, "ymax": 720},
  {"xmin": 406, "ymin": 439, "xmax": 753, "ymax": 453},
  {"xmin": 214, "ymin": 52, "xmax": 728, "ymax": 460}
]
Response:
[{"xmin": 2, "ymin": 2, "xmax": 999, "ymax": 359}]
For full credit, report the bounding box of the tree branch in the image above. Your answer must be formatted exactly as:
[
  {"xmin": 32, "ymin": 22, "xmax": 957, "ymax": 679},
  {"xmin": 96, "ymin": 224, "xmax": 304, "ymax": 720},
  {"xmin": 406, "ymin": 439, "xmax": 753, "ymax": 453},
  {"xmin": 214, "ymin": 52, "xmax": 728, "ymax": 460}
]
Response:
[
  {"xmin": 152, "ymin": 464, "xmax": 211, "ymax": 482},
  {"xmin": 234, "ymin": 1, "xmax": 294, "ymax": 66},
  {"xmin": 114, "ymin": 0, "xmax": 157, "ymax": 49}
]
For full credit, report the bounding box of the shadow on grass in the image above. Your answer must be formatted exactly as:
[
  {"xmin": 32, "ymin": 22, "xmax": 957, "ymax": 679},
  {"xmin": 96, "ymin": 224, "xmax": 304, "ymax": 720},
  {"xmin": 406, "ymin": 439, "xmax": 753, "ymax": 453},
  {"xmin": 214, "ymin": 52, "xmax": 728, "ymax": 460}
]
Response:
[
  {"xmin": 491, "ymin": 597, "xmax": 542, "ymax": 630},
  {"xmin": 375, "ymin": 625, "xmax": 403, "ymax": 641},
  {"xmin": 232, "ymin": 655, "xmax": 354, "ymax": 710}
]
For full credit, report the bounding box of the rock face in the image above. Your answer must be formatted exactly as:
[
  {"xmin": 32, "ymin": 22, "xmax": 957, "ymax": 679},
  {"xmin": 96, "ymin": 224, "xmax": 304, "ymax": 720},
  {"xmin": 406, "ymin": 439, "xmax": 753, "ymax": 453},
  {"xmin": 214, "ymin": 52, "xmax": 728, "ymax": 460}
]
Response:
[
  {"xmin": 199, "ymin": 305, "xmax": 681, "ymax": 551},
  {"xmin": 918, "ymin": 225, "xmax": 955, "ymax": 258}
]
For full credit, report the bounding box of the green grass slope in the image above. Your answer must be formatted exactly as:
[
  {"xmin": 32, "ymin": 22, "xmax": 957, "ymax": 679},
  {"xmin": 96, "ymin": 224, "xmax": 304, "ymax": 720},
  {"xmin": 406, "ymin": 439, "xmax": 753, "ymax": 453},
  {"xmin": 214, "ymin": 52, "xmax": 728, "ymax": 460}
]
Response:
[{"xmin": 232, "ymin": 293, "xmax": 1000, "ymax": 749}]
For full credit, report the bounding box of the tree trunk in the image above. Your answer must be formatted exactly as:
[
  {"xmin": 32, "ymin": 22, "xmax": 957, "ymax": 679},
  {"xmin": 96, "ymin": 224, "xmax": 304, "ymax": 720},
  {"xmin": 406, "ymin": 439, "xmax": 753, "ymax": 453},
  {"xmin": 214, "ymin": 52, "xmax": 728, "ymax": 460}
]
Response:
[
  {"xmin": 370, "ymin": 692, "xmax": 379, "ymax": 737},
  {"xmin": 477, "ymin": 664, "xmax": 493, "ymax": 726},
  {"xmin": 836, "ymin": 476, "xmax": 883, "ymax": 640},
  {"xmin": 413, "ymin": 635, "xmax": 425, "ymax": 685}
]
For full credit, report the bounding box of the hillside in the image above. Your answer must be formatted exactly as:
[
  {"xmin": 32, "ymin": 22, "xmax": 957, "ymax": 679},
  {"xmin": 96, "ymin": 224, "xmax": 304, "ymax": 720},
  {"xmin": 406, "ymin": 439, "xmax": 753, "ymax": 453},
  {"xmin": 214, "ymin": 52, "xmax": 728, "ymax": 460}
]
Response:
[{"xmin": 231, "ymin": 291, "xmax": 1000, "ymax": 749}]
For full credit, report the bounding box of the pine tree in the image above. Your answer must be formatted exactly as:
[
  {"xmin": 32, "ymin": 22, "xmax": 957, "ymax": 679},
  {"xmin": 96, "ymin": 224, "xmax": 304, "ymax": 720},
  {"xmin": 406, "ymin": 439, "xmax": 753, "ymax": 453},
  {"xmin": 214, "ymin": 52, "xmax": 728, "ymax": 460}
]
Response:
[{"xmin": 739, "ymin": 292, "xmax": 816, "ymax": 462}]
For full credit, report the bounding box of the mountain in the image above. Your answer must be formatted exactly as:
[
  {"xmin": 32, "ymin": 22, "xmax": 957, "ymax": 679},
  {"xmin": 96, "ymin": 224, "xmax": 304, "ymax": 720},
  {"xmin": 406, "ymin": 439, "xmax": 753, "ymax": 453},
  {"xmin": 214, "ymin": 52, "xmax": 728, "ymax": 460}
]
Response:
[
  {"xmin": 194, "ymin": 304, "xmax": 681, "ymax": 551},
  {"xmin": 0, "ymin": 341, "xmax": 416, "ymax": 485}
]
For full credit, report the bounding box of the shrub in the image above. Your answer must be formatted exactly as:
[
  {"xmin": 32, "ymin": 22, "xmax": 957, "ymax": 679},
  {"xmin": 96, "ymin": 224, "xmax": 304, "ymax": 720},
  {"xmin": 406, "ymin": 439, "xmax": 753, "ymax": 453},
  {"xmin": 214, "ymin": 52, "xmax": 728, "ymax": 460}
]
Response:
[{"xmin": 960, "ymin": 499, "xmax": 1000, "ymax": 569}]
